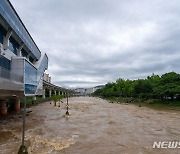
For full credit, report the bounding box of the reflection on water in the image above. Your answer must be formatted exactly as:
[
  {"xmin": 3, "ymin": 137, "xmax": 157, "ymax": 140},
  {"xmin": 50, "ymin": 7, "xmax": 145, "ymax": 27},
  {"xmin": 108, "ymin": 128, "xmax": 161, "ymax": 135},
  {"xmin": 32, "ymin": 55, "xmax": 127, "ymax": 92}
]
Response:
[{"xmin": 0, "ymin": 97, "xmax": 180, "ymax": 154}]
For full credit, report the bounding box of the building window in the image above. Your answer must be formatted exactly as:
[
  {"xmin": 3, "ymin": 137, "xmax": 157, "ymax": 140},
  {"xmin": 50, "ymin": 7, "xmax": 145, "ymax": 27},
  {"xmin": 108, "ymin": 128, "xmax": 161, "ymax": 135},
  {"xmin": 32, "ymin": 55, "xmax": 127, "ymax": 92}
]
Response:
[
  {"xmin": 0, "ymin": 24, "xmax": 7, "ymax": 44},
  {"xmin": 37, "ymin": 55, "xmax": 47, "ymax": 81},
  {"xmin": 8, "ymin": 36, "xmax": 20, "ymax": 55},
  {"xmin": 0, "ymin": 55, "xmax": 11, "ymax": 70},
  {"xmin": 29, "ymin": 56, "xmax": 34, "ymax": 63},
  {"xmin": 24, "ymin": 61, "xmax": 37, "ymax": 94},
  {"xmin": 21, "ymin": 48, "xmax": 28, "ymax": 58}
]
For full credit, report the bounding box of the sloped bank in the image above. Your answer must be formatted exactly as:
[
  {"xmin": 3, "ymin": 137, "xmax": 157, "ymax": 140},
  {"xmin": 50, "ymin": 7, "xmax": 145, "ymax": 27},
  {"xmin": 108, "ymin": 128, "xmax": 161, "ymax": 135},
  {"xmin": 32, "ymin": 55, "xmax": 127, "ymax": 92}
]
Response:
[{"xmin": 102, "ymin": 97, "xmax": 180, "ymax": 112}]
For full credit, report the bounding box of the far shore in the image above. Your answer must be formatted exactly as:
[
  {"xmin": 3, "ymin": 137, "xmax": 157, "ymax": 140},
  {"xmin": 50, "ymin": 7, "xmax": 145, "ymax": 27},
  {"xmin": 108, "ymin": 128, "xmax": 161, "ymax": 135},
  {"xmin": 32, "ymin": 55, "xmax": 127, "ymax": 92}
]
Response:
[{"xmin": 103, "ymin": 97, "xmax": 180, "ymax": 112}]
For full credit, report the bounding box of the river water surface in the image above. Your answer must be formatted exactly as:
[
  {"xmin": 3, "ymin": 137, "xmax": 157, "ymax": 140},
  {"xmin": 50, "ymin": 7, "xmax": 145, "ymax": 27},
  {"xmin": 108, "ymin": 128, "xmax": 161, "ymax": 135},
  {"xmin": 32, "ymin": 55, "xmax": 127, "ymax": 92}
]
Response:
[{"xmin": 0, "ymin": 97, "xmax": 180, "ymax": 154}]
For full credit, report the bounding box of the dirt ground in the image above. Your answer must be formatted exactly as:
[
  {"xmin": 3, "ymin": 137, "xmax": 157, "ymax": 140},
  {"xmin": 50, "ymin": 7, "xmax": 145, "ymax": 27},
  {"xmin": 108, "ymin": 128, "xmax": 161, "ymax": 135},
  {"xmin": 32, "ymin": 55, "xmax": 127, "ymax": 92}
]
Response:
[{"xmin": 0, "ymin": 97, "xmax": 179, "ymax": 154}]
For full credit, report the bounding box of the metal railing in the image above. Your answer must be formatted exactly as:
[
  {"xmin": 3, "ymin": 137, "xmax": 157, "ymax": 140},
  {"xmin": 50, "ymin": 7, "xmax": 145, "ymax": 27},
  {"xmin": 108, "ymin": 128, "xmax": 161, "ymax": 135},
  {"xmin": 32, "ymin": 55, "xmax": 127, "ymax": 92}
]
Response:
[{"xmin": 0, "ymin": 66, "xmax": 23, "ymax": 83}]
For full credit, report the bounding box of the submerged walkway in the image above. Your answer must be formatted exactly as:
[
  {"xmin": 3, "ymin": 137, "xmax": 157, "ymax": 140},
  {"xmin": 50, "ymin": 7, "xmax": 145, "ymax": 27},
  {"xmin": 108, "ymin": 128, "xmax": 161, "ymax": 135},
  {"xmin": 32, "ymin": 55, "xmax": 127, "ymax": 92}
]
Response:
[{"xmin": 0, "ymin": 97, "xmax": 180, "ymax": 154}]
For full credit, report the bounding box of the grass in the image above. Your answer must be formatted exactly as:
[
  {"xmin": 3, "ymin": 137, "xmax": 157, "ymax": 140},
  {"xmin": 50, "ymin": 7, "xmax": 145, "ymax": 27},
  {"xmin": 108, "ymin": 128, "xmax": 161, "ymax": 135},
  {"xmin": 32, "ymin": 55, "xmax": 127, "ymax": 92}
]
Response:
[
  {"xmin": 103, "ymin": 97, "xmax": 180, "ymax": 111},
  {"xmin": 20, "ymin": 95, "xmax": 65, "ymax": 108},
  {"xmin": 20, "ymin": 96, "xmax": 51, "ymax": 108}
]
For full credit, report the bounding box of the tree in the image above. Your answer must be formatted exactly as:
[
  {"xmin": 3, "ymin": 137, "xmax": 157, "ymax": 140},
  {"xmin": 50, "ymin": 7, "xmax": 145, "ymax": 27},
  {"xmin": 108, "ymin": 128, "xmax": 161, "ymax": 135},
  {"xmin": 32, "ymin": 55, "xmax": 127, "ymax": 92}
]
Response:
[
  {"xmin": 133, "ymin": 79, "xmax": 153, "ymax": 98},
  {"xmin": 92, "ymin": 72, "xmax": 180, "ymax": 100}
]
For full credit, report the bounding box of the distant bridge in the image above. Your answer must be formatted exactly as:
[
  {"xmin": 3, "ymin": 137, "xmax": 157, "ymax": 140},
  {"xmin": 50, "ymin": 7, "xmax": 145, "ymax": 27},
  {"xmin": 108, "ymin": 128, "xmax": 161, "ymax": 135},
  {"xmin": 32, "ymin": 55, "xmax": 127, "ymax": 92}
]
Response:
[{"xmin": 42, "ymin": 80, "xmax": 74, "ymax": 98}]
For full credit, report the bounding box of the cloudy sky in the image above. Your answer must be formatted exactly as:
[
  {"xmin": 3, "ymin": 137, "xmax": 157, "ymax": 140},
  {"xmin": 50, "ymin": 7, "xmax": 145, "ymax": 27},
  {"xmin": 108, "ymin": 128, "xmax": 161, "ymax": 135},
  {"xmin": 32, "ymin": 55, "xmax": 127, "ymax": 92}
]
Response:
[{"xmin": 10, "ymin": 0, "xmax": 180, "ymax": 88}]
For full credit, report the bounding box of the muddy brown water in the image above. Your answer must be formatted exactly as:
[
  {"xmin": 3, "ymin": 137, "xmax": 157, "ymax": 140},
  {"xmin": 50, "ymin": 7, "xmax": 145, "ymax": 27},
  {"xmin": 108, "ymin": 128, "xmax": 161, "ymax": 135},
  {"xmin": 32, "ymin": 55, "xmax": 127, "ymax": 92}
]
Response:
[{"xmin": 0, "ymin": 97, "xmax": 179, "ymax": 154}]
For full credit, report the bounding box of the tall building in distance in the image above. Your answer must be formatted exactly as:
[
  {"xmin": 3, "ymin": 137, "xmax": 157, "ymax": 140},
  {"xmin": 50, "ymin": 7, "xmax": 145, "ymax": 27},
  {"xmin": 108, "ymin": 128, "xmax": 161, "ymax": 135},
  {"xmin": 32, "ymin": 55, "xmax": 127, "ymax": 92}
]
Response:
[{"xmin": 0, "ymin": 0, "xmax": 48, "ymax": 114}]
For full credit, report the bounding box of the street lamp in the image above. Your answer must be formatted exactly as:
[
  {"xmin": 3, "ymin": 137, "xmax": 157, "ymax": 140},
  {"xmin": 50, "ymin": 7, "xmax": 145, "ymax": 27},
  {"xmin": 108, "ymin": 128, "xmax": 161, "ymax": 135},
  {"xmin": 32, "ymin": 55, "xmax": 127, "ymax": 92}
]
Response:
[
  {"xmin": 18, "ymin": 96, "xmax": 28, "ymax": 154},
  {"xmin": 66, "ymin": 93, "xmax": 69, "ymax": 115}
]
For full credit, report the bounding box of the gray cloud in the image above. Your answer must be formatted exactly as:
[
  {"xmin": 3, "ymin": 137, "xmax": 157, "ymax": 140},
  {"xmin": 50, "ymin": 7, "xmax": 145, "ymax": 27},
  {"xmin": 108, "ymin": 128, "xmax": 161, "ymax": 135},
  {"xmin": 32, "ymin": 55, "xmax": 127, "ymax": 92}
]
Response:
[{"xmin": 10, "ymin": 0, "xmax": 180, "ymax": 88}]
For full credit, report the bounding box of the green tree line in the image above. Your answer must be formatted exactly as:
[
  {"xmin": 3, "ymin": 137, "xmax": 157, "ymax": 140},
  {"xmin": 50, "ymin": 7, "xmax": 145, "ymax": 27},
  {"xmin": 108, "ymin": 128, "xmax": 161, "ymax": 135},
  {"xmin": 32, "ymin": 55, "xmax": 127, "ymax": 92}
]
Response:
[{"xmin": 93, "ymin": 72, "xmax": 180, "ymax": 100}]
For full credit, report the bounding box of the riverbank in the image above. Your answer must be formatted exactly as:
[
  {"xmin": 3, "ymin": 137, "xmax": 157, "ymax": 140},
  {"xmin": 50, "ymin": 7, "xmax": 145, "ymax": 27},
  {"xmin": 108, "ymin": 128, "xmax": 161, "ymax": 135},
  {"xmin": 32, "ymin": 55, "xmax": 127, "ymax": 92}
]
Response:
[
  {"xmin": 20, "ymin": 95, "xmax": 64, "ymax": 108},
  {"xmin": 104, "ymin": 97, "xmax": 180, "ymax": 112}
]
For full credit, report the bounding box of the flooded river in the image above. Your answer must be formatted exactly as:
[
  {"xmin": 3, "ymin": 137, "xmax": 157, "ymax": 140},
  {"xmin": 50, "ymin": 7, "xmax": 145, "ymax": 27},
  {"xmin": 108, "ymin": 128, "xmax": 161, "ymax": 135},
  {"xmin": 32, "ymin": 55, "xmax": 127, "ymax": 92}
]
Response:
[{"xmin": 0, "ymin": 97, "xmax": 180, "ymax": 154}]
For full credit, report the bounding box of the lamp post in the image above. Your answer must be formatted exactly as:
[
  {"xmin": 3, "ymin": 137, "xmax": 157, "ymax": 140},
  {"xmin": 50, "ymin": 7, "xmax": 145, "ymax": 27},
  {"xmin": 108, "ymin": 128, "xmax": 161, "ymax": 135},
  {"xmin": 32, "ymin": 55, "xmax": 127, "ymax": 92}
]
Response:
[
  {"xmin": 66, "ymin": 93, "xmax": 69, "ymax": 115},
  {"xmin": 18, "ymin": 96, "xmax": 28, "ymax": 154}
]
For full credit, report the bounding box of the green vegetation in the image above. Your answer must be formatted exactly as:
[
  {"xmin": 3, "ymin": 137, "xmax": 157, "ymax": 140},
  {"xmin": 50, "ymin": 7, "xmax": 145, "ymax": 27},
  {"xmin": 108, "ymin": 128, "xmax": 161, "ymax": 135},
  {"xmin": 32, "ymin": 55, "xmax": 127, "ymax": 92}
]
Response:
[
  {"xmin": 106, "ymin": 97, "xmax": 180, "ymax": 110},
  {"xmin": 51, "ymin": 95, "xmax": 64, "ymax": 106},
  {"xmin": 93, "ymin": 72, "xmax": 180, "ymax": 110},
  {"xmin": 20, "ymin": 96, "xmax": 46, "ymax": 106},
  {"xmin": 20, "ymin": 95, "xmax": 65, "ymax": 108}
]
